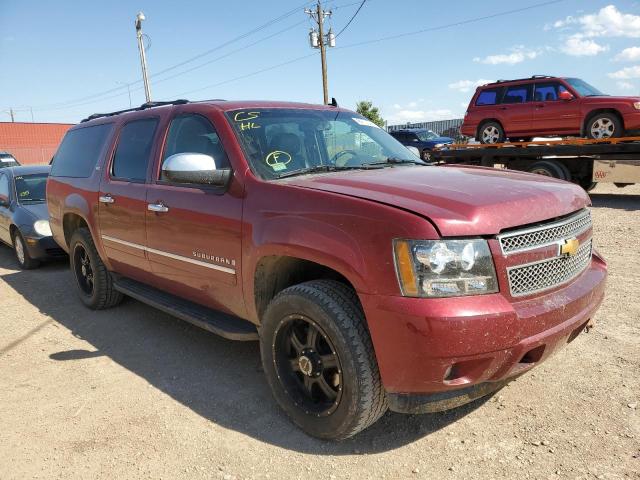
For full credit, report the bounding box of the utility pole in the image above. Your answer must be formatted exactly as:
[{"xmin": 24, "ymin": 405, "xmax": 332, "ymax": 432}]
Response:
[
  {"xmin": 9, "ymin": 108, "xmax": 15, "ymax": 122},
  {"xmin": 135, "ymin": 11, "xmax": 152, "ymax": 103},
  {"xmin": 117, "ymin": 81, "xmax": 133, "ymax": 107},
  {"xmin": 306, "ymin": 1, "xmax": 335, "ymax": 104}
]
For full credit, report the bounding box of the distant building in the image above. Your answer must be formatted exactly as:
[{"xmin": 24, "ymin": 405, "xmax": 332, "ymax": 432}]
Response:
[{"xmin": 0, "ymin": 122, "xmax": 74, "ymax": 165}]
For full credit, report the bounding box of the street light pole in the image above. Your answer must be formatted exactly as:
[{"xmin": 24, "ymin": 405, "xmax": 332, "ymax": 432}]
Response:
[{"xmin": 135, "ymin": 12, "xmax": 152, "ymax": 103}]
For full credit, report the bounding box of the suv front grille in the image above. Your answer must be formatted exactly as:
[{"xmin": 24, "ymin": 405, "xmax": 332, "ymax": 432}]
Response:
[
  {"xmin": 507, "ymin": 239, "xmax": 592, "ymax": 297},
  {"xmin": 498, "ymin": 209, "xmax": 592, "ymax": 255}
]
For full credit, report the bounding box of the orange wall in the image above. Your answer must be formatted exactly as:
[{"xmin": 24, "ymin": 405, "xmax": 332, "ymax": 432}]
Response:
[{"xmin": 0, "ymin": 122, "xmax": 74, "ymax": 165}]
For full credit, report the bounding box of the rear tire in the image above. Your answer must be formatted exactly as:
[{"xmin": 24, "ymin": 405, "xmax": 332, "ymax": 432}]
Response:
[
  {"xmin": 12, "ymin": 231, "xmax": 40, "ymax": 270},
  {"xmin": 69, "ymin": 228, "xmax": 122, "ymax": 310},
  {"xmin": 260, "ymin": 280, "xmax": 387, "ymax": 440},
  {"xmin": 586, "ymin": 113, "xmax": 622, "ymax": 140},
  {"xmin": 527, "ymin": 160, "xmax": 570, "ymax": 180},
  {"xmin": 478, "ymin": 122, "xmax": 505, "ymax": 144}
]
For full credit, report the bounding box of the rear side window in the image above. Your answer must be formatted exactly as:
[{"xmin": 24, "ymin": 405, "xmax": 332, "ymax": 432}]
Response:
[
  {"xmin": 111, "ymin": 118, "xmax": 159, "ymax": 182},
  {"xmin": 475, "ymin": 88, "xmax": 501, "ymax": 106},
  {"xmin": 503, "ymin": 85, "xmax": 531, "ymax": 104},
  {"xmin": 50, "ymin": 124, "xmax": 113, "ymax": 178}
]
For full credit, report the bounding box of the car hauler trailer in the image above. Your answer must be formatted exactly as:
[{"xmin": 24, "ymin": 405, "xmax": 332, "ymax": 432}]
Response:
[{"xmin": 431, "ymin": 136, "xmax": 640, "ymax": 191}]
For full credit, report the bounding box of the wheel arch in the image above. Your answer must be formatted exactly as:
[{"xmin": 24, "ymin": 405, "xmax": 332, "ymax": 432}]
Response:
[
  {"xmin": 253, "ymin": 255, "xmax": 358, "ymax": 322},
  {"xmin": 62, "ymin": 212, "xmax": 89, "ymax": 248}
]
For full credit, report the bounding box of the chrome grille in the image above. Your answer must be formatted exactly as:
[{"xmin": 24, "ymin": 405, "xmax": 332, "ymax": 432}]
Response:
[
  {"xmin": 498, "ymin": 210, "xmax": 592, "ymax": 255},
  {"xmin": 507, "ymin": 239, "xmax": 592, "ymax": 297}
]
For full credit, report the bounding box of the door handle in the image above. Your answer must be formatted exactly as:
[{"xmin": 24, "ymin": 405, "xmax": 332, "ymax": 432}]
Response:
[
  {"xmin": 148, "ymin": 202, "xmax": 169, "ymax": 213},
  {"xmin": 99, "ymin": 195, "xmax": 115, "ymax": 204}
]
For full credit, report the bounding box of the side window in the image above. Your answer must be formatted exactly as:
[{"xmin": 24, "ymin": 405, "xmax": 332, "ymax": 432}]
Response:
[
  {"xmin": 161, "ymin": 114, "xmax": 230, "ymax": 174},
  {"xmin": 503, "ymin": 85, "xmax": 531, "ymax": 104},
  {"xmin": 111, "ymin": 118, "xmax": 159, "ymax": 182},
  {"xmin": 50, "ymin": 123, "xmax": 113, "ymax": 178},
  {"xmin": 0, "ymin": 174, "xmax": 9, "ymax": 199},
  {"xmin": 475, "ymin": 88, "xmax": 501, "ymax": 106},
  {"xmin": 534, "ymin": 83, "xmax": 562, "ymax": 102}
]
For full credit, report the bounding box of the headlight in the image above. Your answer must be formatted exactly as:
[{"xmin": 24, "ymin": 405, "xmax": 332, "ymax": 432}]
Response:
[
  {"xmin": 434, "ymin": 143, "xmax": 445, "ymax": 148},
  {"xmin": 33, "ymin": 220, "xmax": 52, "ymax": 237},
  {"xmin": 393, "ymin": 239, "xmax": 498, "ymax": 297},
  {"xmin": 634, "ymin": 102, "xmax": 640, "ymax": 110}
]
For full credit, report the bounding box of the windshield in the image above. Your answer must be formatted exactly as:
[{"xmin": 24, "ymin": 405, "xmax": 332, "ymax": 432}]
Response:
[
  {"xmin": 415, "ymin": 130, "xmax": 440, "ymax": 141},
  {"xmin": 565, "ymin": 78, "xmax": 606, "ymax": 97},
  {"xmin": 226, "ymin": 109, "xmax": 420, "ymax": 180},
  {"xmin": 14, "ymin": 173, "xmax": 48, "ymax": 203}
]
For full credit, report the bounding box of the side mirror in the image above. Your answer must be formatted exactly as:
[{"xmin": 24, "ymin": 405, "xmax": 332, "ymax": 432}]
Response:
[
  {"xmin": 0, "ymin": 194, "xmax": 9, "ymax": 207},
  {"xmin": 161, "ymin": 153, "xmax": 232, "ymax": 188},
  {"xmin": 412, "ymin": 138, "xmax": 420, "ymax": 142},
  {"xmin": 406, "ymin": 146, "xmax": 421, "ymax": 158},
  {"xmin": 559, "ymin": 90, "xmax": 574, "ymax": 101}
]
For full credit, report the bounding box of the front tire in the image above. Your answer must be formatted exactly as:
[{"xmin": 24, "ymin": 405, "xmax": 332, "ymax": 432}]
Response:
[
  {"xmin": 69, "ymin": 228, "xmax": 122, "ymax": 310},
  {"xmin": 586, "ymin": 113, "xmax": 622, "ymax": 139},
  {"xmin": 478, "ymin": 121, "xmax": 505, "ymax": 144},
  {"xmin": 12, "ymin": 231, "xmax": 40, "ymax": 269},
  {"xmin": 260, "ymin": 280, "xmax": 387, "ymax": 440}
]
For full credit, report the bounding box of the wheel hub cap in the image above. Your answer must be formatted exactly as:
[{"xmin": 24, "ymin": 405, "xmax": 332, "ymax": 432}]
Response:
[{"xmin": 298, "ymin": 349, "xmax": 322, "ymax": 377}]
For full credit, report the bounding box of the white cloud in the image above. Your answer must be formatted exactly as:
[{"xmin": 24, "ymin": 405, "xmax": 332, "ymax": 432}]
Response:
[
  {"xmin": 473, "ymin": 46, "xmax": 540, "ymax": 65},
  {"xmin": 616, "ymin": 81, "xmax": 634, "ymax": 91},
  {"xmin": 551, "ymin": 5, "xmax": 640, "ymax": 38},
  {"xmin": 448, "ymin": 79, "xmax": 493, "ymax": 93},
  {"xmin": 608, "ymin": 65, "xmax": 640, "ymax": 79},
  {"xmin": 560, "ymin": 35, "xmax": 608, "ymax": 56},
  {"xmin": 386, "ymin": 108, "xmax": 456, "ymax": 124},
  {"xmin": 614, "ymin": 46, "xmax": 640, "ymax": 62}
]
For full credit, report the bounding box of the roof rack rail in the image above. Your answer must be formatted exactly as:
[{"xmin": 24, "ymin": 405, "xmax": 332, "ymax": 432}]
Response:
[
  {"xmin": 81, "ymin": 99, "xmax": 190, "ymax": 123},
  {"xmin": 493, "ymin": 75, "xmax": 554, "ymax": 84}
]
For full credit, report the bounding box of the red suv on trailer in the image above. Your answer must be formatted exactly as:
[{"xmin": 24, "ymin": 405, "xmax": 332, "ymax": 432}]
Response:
[
  {"xmin": 461, "ymin": 75, "xmax": 640, "ymax": 143},
  {"xmin": 47, "ymin": 99, "xmax": 606, "ymax": 439}
]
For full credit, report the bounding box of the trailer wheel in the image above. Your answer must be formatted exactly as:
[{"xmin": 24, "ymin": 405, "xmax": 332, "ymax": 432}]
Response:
[
  {"xmin": 478, "ymin": 122, "xmax": 505, "ymax": 144},
  {"xmin": 578, "ymin": 177, "xmax": 597, "ymax": 192},
  {"xmin": 527, "ymin": 160, "xmax": 570, "ymax": 181}
]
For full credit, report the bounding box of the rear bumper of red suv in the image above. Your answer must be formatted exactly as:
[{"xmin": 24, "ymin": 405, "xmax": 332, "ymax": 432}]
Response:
[{"xmin": 359, "ymin": 253, "xmax": 606, "ymax": 412}]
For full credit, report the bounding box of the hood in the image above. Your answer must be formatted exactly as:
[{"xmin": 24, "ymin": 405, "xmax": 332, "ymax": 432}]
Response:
[
  {"xmin": 284, "ymin": 166, "xmax": 589, "ymax": 237},
  {"xmin": 583, "ymin": 95, "xmax": 639, "ymax": 102},
  {"xmin": 19, "ymin": 202, "xmax": 49, "ymax": 221}
]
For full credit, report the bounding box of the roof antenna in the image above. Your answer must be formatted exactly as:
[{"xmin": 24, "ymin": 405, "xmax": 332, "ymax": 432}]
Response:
[{"xmin": 330, "ymin": 97, "xmax": 338, "ymax": 107}]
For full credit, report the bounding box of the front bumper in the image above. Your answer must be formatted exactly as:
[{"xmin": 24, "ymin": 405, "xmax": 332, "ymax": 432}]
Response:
[
  {"xmin": 359, "ymin": 253, "xmax": 606, "ymax": 407},
  {"xmin": 24, "ymin": 235, "xmax": 67, "ymax": 260}
]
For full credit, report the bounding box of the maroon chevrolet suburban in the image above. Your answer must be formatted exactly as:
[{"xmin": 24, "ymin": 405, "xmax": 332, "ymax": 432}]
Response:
[{"xmin": 47, "ymin": 99, "xmax": 607, "ymax": 439}]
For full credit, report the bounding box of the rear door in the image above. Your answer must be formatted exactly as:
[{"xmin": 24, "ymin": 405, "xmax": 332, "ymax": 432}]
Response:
[
  {"xmin": 98, "ymin": 117, "xmax": 159, "ymax": 280},
  {"xmin": 532, "ymin": 82, "xmax": 581, "ymax": 134},
  {"xmin": 144, "ymin": 111, "xmax": 245, "ymax": 317},
  {"xmin": 499, "ymin": 83, "xmax": 534, "ymax": 135}
]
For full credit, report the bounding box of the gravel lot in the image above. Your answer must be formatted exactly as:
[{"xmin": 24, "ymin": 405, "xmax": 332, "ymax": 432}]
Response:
[{"xmin": 0, "ymin": 183, "xmax": 638, "ymax": 480}]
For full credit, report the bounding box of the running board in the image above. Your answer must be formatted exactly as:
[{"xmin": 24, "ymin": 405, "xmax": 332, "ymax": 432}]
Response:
[{"xmin": 113, "ymin": 277, "xmax": 258, "ymax": 341}]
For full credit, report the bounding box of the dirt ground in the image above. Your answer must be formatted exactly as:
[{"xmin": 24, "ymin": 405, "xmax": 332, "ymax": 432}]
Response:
[{"xmin": 0, "ymin": 183, "xmax": 638, "ymax": 480}]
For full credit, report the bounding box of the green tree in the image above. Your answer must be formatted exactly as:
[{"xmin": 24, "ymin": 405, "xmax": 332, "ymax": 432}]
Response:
[{"xmin": 355, "ymin": 100, "xmax": 385, "ymax": 128}]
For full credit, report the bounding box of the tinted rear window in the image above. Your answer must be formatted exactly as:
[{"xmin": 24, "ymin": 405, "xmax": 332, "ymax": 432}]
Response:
[
  {"xmin": 111, "ymin": 118, "xmax": 158, "ymax": 182},
  {"xmin": 475, "ymin": 88, "xmax": 501, "ymax": 106},
  {"xmin": 50, "ymin": 124, "xmax": 113, "ymax": 178}
]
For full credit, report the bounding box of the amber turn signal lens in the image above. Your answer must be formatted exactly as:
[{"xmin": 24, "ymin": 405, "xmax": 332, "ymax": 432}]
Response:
[{"xmin": 393, "ymin": 240, "xmax": 418, "ymax": 296}]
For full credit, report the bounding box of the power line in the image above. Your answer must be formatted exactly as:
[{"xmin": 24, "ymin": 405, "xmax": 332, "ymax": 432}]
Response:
[{"xmin": 335, "ymin": 0, "xmax": 366, "ymax": 37}]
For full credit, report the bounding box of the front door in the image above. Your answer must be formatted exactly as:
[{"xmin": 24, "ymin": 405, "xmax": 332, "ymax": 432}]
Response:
[
  {"xmin": 532, "ymin": 82, "xmax": 581, "ymax": 134},
  {"xmin": 0, "ymin": 173, "xmax": 11, "ymax": 244},
  {"xmin": 98, "ymin": 117, "xmax": 159, "ymax": 280},
  {"xmin": 144, "ymin": 112, "xmax": 245, "ymax": 317},
  {"xmin": 500, "ymin": 83, "xmax": 533, "ymax": 135}
]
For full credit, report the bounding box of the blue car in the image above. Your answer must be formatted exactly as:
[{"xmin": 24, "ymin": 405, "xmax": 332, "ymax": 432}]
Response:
[{"xmin": 389, "ymin": 128, "xmax": 453, "ymax": 160}]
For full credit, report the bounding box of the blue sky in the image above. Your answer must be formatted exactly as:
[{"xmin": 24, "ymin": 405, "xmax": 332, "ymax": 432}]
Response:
[{"xmin": 1, "ymin": 1, "xmax": 640, "ymax": 125}]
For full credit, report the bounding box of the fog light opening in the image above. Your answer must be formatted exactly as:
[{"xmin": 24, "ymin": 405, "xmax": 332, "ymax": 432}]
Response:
[{"xmin": 520, "ymin": 345, "xmax": 545, "ymax": 364}]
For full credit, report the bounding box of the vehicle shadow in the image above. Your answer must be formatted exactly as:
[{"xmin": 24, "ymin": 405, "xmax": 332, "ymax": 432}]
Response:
[
  {"xmin": 0, "ymin": 246, "xmax": 493, "ymax": 454},
  {"xmin": 590, "ymin": 193, "xmax": 640, "ymax": 211}
]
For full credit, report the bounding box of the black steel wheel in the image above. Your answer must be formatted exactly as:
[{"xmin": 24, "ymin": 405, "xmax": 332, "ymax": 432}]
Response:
[
  {"xmin": 260, "ymin": 280, "xmax": 387, "ymax": 440},
  {"xmin": 69, "ymin": 228, "xmax": 122, "ymax": 310},
  {"xmin": 273, "ymin": 315, "xmax": 342, "ymax": 417}
]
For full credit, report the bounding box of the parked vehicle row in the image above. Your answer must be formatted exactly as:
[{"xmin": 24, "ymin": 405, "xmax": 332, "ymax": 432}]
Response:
[
  {"xmin": 460, "ymin": 75, "xmax": 640, "ymax": 143},
  {"xmin": 30, "ymin": 98, "xmax": 606, "ymax": 440}
]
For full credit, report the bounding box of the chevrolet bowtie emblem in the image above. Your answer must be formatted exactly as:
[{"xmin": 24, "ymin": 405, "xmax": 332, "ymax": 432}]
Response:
[{"xmin": 560, "ymin": 237, "xmax": 580, "ymax": 257}]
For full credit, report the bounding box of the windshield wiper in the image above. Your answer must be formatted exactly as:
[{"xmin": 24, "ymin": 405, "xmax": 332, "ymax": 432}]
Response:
[
  {"xmin": 363, "ymin": 157, "xmax": 428, "ymax": 167},
  {"xmin": 276, "ymin": 164, "xmax": 382, "ymax": 179}
]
